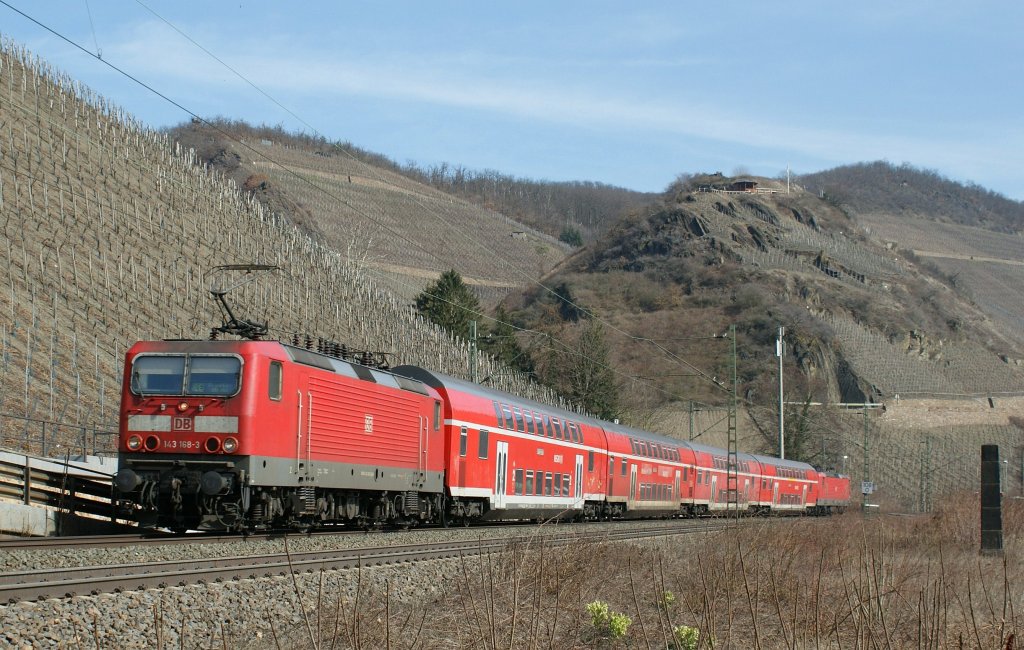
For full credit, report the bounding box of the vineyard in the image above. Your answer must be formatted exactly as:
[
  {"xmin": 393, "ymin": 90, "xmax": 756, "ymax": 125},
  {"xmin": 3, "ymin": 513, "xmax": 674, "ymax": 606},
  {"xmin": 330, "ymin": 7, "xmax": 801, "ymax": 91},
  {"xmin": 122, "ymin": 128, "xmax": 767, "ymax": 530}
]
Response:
[
  {"xmin": 675, "ymin": 192, "xmax": 1024, "ymax": 397},
  {"xmin": 857, "ymin": 212, "xmax": 1024, "ymax": 348},
  {"xmin": 201, "ymin": 133, "xmax": 569, "ymax": 306},
  {"xmin": 0, "ymin": 39, "xmax": 569, "ymax": 453}
]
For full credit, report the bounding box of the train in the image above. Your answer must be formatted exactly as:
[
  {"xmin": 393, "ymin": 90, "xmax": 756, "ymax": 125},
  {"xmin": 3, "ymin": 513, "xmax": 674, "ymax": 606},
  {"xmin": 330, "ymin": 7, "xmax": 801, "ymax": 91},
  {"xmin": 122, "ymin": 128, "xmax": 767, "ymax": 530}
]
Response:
[{"xmin": 112, "ymin": 337, "xmax": 850, "ymax": 531}]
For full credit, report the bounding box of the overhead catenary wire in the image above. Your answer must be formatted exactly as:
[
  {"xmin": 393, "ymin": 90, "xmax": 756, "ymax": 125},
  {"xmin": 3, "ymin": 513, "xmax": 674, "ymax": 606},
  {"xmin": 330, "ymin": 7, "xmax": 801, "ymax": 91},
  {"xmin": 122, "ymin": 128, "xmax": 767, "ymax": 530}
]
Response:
[
  {"xmin": 0, "ymin": 0, "xmax": 735, "ymax": 415},
  {"xmin": 0, "ymin": 157, "xmax": 693, "ymax": 408},
  {"xmin": 125, "ymin": 0, "xmax": 735, "ymax": 396}
]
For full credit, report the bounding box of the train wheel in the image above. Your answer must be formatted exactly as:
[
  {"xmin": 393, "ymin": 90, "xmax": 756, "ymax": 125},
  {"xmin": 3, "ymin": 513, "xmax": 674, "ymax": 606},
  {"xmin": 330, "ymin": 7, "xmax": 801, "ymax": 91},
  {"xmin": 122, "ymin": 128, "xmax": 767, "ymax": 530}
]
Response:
[{"xmin": 439, "ymin": 499, "xmax": 450, "ymax": 528}]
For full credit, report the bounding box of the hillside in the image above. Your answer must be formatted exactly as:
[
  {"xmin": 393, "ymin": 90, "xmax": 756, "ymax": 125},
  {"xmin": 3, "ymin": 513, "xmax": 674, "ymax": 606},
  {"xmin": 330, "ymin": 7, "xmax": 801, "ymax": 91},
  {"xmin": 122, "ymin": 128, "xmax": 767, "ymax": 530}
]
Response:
[
  {"xmin": 0, "ymin": 39, "xmax": 568, "ymax": 453},
  {"xmin": 166, "ymin": 120, "xmax": 572, "ymax": 307},
  {"xmin": 511, "ymin": 177, "xmax": 1024, "ymax": 404},
  {"xmin": 802, "ymin": 162, "xmax": 1024, "ymax": 352},
  {"xmin": 802, "ymin": 161, "xmax": 1024, "ymax": 233},
  {"xmin": 503, "ymin": 175, "xmax": 1024, "ymax": 506}
]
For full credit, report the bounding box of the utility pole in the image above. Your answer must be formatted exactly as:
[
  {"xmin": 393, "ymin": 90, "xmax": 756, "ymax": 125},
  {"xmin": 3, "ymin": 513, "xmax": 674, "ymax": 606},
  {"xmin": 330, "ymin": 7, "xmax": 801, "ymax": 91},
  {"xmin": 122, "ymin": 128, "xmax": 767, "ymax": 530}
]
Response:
[
  {"xmin": 777, "ymin": 326, "xmax": 785, "ymax": 459},
  {"xmin": 924, "ymin": 436, "xmax": 932, "ymax": 511},
  {"xmin": 469, "ymin": 320, "xmax": 478, "ymax": 383},
  {"xmin": 688, "ymin": 401, "xmax": 695, "ymax": 441},
  {"xmin": 862, "ymin": 408, "xmax": 871, "ymax": 511},
  {"xmin": 727, "ymin": 324, "xmax": 739, "ymax": 517}
]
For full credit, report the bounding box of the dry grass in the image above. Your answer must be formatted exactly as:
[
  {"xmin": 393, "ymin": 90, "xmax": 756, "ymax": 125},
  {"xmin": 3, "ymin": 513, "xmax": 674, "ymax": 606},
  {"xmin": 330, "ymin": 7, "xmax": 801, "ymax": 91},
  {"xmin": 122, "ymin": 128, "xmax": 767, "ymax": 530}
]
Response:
[{"xmin": 258, "ymin": 498, "xmax": 1021, "ymax": 649}]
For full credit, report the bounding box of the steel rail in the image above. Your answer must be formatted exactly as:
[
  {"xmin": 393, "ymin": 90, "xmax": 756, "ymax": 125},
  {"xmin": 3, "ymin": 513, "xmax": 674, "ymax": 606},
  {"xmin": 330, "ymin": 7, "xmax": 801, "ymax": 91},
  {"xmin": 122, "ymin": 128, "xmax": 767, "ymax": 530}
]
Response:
[
  {"xmin": 0, "ymin": 517, "xmax": 630, "ymax": 551},
  {"xmin": 0, "ymin": 521, "xmax": 733, "ymax": 603},
  {"xmin": 0, "ymin": 519, "xmax": 544, "ymax": 552}
]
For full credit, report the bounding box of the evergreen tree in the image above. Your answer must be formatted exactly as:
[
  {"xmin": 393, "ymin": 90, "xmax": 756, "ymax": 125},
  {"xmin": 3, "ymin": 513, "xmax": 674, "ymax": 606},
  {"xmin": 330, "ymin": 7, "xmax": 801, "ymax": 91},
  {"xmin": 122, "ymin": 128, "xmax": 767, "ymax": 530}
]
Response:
[
  {"xmin": 565, "ymin": 321, "xmax": 620, "ymax": 420},
  {"xmin": 559, "ymin": 225, "xmax": 583, "ymax": 247},
  {"xmin": 414, "ymin": 270, "xmax": 482, "ymax": 340},
  {"xmin": 551, "ymin": 282, "xmax": 583, "ymax": 322}
]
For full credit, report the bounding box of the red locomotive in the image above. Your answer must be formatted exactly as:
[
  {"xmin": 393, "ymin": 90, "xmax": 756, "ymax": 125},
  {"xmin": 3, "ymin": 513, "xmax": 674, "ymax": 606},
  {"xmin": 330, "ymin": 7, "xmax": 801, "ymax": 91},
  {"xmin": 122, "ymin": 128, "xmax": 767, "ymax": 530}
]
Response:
[{"xmin": 113, "ymin": 266, "xmax": 849, "ymax": 530}]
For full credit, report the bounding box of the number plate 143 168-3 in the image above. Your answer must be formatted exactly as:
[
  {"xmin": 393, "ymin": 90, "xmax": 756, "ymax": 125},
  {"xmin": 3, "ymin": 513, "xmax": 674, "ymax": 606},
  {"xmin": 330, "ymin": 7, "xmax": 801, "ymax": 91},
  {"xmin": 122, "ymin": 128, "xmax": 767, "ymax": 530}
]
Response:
[{"xmin": 162, "ymin": 438, "xmax": 201, "ymax": 450}]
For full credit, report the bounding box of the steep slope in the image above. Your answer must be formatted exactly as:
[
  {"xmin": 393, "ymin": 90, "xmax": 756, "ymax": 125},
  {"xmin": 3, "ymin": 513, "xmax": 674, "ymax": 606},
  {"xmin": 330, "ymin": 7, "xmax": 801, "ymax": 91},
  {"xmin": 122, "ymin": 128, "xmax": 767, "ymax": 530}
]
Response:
[
  {"xmin": 514, "ymin": 178, "xmax": 1024, "ymax": 407},
  {"xmin": 505, "ymin": 176, "xmax": 1024, "ymax": 507},
  {"xmin": 803, "ymin": 162, "xmax": 1024, "ymax": 350},
  {"xmin": 169, "ymin": 122, "xmax": 570, "ymax": 306},
  {"xmin": 0, "ymin": 39, "xmax": 565, "ymax": 451}
]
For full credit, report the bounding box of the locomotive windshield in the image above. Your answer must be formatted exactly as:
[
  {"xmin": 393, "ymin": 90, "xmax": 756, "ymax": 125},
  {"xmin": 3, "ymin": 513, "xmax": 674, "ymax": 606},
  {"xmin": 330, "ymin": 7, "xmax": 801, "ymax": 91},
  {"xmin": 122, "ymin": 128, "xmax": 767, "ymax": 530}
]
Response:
[{"xmin": 131, "ymin": 354, "xmax": 242, "ymax": 397}]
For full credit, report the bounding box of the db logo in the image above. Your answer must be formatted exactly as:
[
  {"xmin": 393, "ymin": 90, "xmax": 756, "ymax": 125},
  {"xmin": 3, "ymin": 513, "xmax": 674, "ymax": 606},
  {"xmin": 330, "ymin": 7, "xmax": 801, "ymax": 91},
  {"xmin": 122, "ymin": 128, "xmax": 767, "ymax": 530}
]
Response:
[{"xmin": 172, "ymin": 417, "xmax": 193, "ymax": 431}]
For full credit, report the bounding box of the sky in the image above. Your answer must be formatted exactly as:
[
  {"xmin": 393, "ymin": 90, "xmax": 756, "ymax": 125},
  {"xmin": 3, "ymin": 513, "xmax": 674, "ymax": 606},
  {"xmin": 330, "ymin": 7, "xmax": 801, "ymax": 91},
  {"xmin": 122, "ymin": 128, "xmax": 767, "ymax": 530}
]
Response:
[{"xmin": 1, "ymin": 1, "xmax": 1022, "ymax": 199}]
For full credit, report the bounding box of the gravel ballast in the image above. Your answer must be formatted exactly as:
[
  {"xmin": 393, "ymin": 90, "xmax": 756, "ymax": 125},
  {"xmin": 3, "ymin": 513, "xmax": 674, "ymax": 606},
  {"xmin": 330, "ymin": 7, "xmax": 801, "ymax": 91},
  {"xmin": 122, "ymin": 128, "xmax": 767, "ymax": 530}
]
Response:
[{"xmin": 1, "ymin": 521, "xmax": 694, "ymax": 647}]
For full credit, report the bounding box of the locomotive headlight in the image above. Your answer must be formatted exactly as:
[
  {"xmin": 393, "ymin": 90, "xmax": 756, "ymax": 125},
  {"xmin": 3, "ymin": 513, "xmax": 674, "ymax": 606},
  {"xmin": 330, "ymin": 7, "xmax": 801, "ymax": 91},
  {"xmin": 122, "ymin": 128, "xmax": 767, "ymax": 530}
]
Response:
[
  {"xmin": 223, "ymin": 437, "xmax": 239, "ymax": 453},
  {"xmin": 177, "ymin": 401, "xmax": 189, "ymax": 412},
  {"xmin": 127, "ymin": 435, "xmax": 143, "ymax": 451}
]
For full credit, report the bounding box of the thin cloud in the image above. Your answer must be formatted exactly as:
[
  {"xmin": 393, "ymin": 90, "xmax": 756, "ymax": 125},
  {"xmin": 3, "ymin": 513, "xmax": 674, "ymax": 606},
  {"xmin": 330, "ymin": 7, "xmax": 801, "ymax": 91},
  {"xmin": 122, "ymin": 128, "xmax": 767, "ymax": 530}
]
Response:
[{"xmin": 91, "ymin": 20, "xmax": 1024, "ymax": 194}]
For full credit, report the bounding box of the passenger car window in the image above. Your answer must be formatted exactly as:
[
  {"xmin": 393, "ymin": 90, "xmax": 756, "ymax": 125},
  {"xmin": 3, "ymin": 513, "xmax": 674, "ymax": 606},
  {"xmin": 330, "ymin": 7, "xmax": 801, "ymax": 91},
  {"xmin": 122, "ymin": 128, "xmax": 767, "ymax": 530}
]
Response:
[
  {"xmin": 513, "ymin": 407, "xmax": 525, "ymax": 432},
  {"xmin": 501, "ymin": 405, "xmax": 514, "ymax": 430},
  {"xmin": 459, "ymin": 427, "xmax": 468, "ymax": 457},
  {"xmin": 478, "ymin": 430, "xmax": 489, "ymax": 459}
]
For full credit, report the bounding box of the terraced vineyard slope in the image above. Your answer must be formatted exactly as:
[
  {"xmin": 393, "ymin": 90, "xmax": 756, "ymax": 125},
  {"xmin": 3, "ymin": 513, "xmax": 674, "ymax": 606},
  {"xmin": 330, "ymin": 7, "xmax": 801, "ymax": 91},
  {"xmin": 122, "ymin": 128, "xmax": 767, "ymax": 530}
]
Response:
[
  {"xmin": 171, "ymin": 124, "xmax": 570, "ymax": 306},
  {"xmin": 0, "ymin": 40, "xmax": 566, "ymax": 451}
]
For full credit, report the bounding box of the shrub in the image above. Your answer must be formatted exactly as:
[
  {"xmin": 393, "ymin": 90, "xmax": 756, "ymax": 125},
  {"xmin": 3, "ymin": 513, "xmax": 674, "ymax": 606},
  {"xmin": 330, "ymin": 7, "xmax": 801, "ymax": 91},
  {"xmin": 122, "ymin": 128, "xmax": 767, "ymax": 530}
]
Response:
[
  {"xmin": 585, "ymin": 600, "xmax": 632, "ymax": 639},
  {"xmin": 673, "ymin": 625, "xmax": 700, "ymax": 650},
  {"xmin": 559, "ymin": 225, "xmax": 584, "ymax": 247},
  {"xmin": 659, "ymin": 590, "xmax": 676, "ymax": 611}
]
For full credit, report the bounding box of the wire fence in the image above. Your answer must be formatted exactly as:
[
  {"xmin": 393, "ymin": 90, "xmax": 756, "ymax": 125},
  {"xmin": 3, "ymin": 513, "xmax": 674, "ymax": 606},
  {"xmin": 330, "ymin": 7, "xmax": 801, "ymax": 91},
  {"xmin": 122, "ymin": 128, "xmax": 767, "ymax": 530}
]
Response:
[{"xmin": 0, "ymin": 412, "xmax": 117, "ymax": 458}]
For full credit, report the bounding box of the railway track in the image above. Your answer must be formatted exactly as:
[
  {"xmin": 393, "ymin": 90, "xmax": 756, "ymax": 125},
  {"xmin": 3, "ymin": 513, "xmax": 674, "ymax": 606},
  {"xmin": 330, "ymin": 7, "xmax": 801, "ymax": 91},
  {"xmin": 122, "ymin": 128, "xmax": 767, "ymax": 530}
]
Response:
[
  {"xmin": 0, "ymin": 520, "xmax": 734, "ymax": 603},
  {"xmin": 0, "ymin": 528, "xmax": 367, "ymax": 551},
  {"xmin": 0, "ymin": 518, "xmax": 541, "ymax": 552}
]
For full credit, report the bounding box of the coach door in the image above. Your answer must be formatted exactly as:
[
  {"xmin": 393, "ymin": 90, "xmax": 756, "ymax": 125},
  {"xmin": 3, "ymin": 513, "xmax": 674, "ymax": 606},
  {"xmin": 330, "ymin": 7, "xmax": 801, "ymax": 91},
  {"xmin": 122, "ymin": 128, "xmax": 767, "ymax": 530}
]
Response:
[
  {"xmin": 629, "ymin": 464, "xmax": 637, "ymax": 505},
  {"xmin": 772, "ymin": 482, "xmax": 779, "ymax": 506},
  {"xmin": 574, "ymin": 454, "xmax": 584, "ymax": 506},
  {"xmin": 674, "ymin": 470, "xmax": 681, "ymax": 503},
  {"xmin": 494, "ymin": 441, "xmax": 509, "ymax": 509},
  {"xmin": 710, "ymin": 476, "xmax": 718, "ymax": 506}
]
